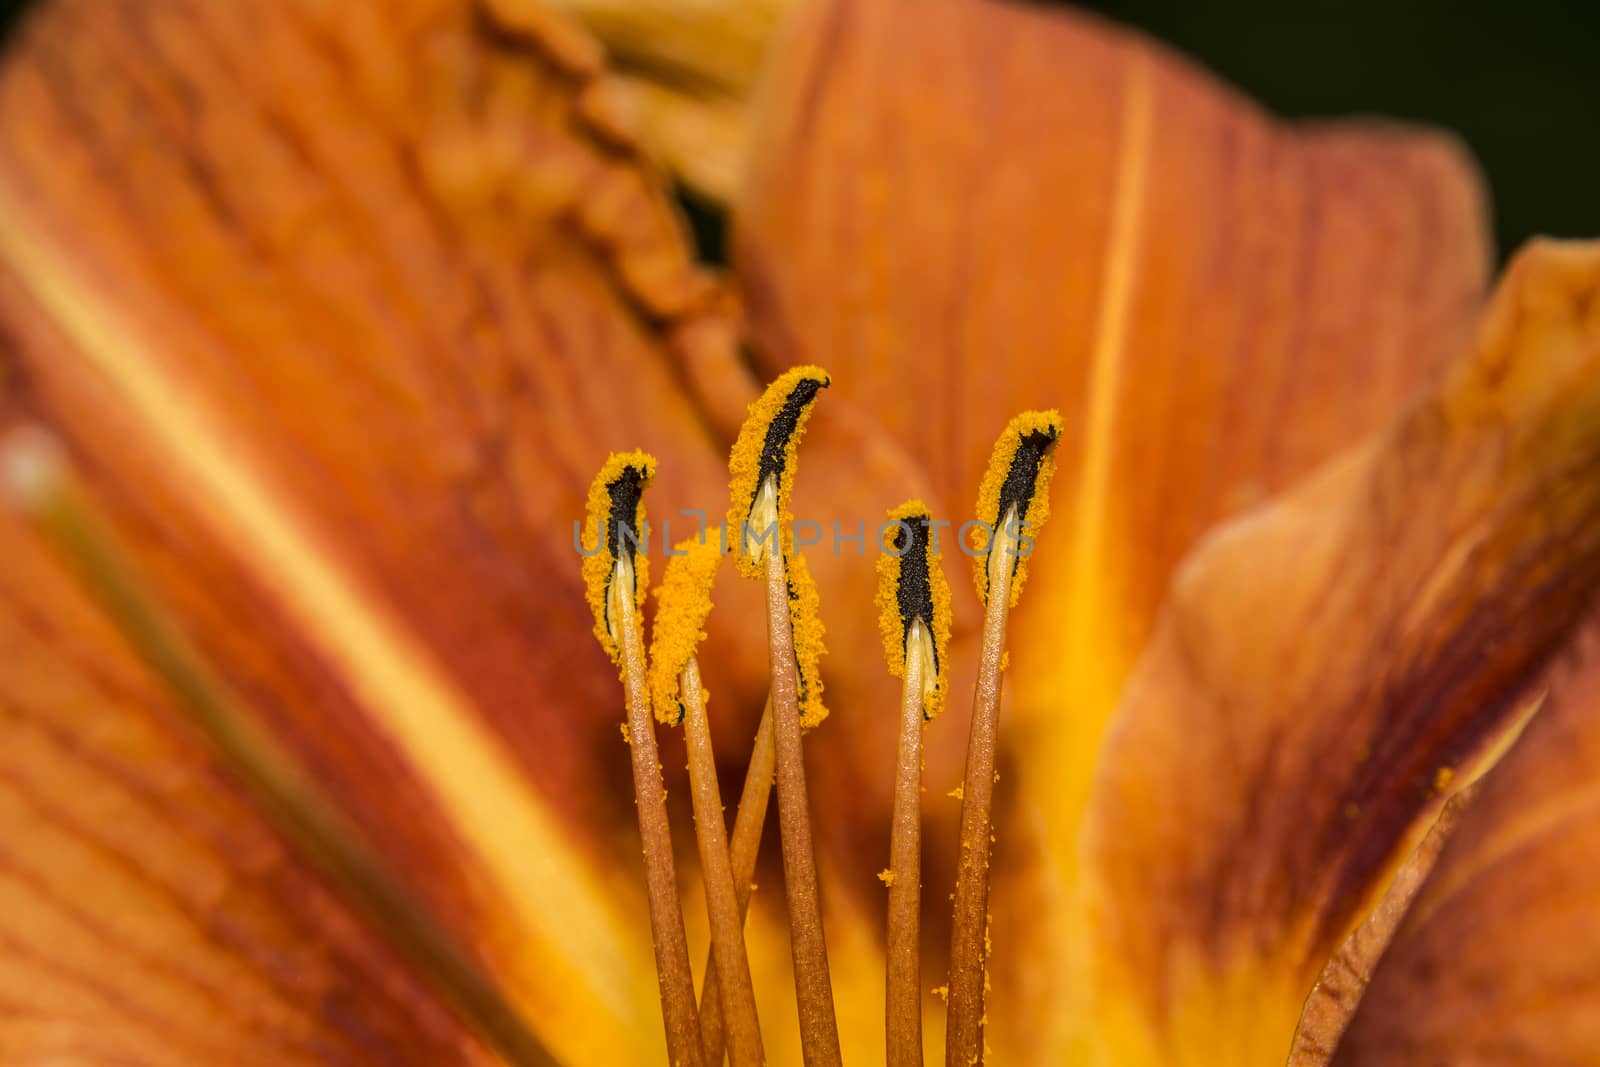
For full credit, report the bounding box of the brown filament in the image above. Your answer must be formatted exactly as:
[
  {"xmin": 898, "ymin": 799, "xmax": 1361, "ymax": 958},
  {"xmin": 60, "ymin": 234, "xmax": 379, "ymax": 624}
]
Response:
[
  {"xmin": 886, "ymin": 619, "xmax": 929, "ymax": 1067},
  {"xmin": 698, "ymin": 699, "xmax": 775, "ymax": 1066},
  {"xmin": 614, "ymin": 557, "xmax": 707, "ymax": 1067},
  {"xmin": 946, "ymin": 510, "xmax": 1019, "ymax": 1066},
  {"xmin": 680, "ymin": 657, "xmax": 765, "ymax": 1066},
  {"xmin": 765, "ymin": 545, "xmax": 842, "ymax": 1066}
]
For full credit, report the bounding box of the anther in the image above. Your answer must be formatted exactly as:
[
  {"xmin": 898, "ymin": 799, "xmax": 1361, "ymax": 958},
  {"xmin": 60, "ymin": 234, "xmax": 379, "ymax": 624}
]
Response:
[
  {"xmin": 580, "ymin": 450, "xmax": 656, "ymax": 667},
  {"xmin": 875, "ymin": 500, "xmax": 953, "ymax": 721},
  {"xmin": 726, "ymin": 364, "xmax": 829, "ymax": 576}
]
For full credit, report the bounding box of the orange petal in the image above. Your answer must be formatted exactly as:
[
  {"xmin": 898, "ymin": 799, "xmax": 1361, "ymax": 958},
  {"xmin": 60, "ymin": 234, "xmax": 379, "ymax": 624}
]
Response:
[
  {"xmin": 0, "ymin": 0, "xmax": 754, "ymax": 1059},
  {"xmin": 735, "ymin": 0, "xmax": 1490, "ymax": 1050},
  {"xmin": 1084, "ymin": 240, "xmax": 1600, "ymax": 1064},
  {"xmin": 1287, "ymin": 782, "xmax": 1479, "ymax": 1066},
  {"xmin": 0, "ymin": 498, "xmax": 508, "ymax": 1064},
  {"xmin": 1330, "ymin": 621, "xmax": 1600, "ymax": 1065}
]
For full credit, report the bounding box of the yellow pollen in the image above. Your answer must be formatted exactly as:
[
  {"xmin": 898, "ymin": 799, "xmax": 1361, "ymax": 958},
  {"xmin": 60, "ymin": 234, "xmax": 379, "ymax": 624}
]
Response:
[
  {"xmin": 648, "ymin": 530, "xmax": 727, "ymax": 725},
  {"xmin": 878, "ymin": 868, "xmax": 897, "ymax": 887},
  {"xmin": 786, "ymin": 548, "xmax": 829, "ymax": 729}
]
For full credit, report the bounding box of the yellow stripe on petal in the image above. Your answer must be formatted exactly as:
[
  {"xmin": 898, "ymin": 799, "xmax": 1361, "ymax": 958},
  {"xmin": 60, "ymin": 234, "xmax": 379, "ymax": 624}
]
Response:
[
  {"xmin": 6, "ymin": 432, "xmax": 558, "ymax": 1067},
  {"xmin": 0, "ymin": 507, "xmax": 501, "ymax": 1066},
  {"xmin": 0, "ymin": 0, "xmax": 765, "ymax": 1059},
  {"xmin": 0, "ymin": 184, "xmax": 659, "ymax": 1063}
]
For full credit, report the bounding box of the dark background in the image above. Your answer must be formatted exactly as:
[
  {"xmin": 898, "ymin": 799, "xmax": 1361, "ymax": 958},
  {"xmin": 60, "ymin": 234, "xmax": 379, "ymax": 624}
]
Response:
[
  {"xmin": 2, "ymin": 0, "xmax": 1596, "ymax": 261},
  {"xmin": 1068, "ymin": 0, "xmax": 1600, "ymax": 261}
]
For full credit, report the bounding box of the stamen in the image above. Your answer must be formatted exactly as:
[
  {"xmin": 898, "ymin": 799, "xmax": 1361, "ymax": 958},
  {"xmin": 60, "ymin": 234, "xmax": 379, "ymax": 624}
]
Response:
[
  {"xmin": 648, "ymin": 533, "xmax": 764, "ymax": 1066},
  {"xmin": 947, "ymin": 413, "xmax": 1062, "ymax": 1067},
  {"xmin": 763, "ymin": 534, "xmax": 841, "ymax": 1064},
  {"xmin": 584, "ymin": 454, "xmax": 705, "ymax": 1067},
  {"xmin": 728, "ymin": 369, "xmax": 840, "ymax": 1062},
  {"xmin": 1, "ymin": 428, "xmax": 558, "ymax": 1067},
  {"xmin": 874, "ymin": 501, "xmax": 952, "ymax": 1067},
  {"xmin": 698, "ymin": 698, "xmax": 775, "ymax": 1065}
]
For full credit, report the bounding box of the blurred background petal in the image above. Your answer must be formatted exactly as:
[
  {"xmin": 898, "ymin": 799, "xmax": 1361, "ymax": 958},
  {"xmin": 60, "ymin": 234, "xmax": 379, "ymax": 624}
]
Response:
[
  {"xmin": 1087, "ymin": 240, "xmax": 1600, "ymax": 1063},
  {"xmin": 544, "ymin": 0, "xmax": 787, "ymax": 202}
]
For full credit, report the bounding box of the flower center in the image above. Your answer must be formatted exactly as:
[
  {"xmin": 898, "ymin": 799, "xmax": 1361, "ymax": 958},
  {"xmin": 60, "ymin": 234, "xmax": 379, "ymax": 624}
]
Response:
[
  {"xmin": 586, "ymin": 385, "xmax": 1062, "ymax": 1067},
  {"xmin": 5, "ymin": 378, "xmax": 1068, "ymax": 1066}
]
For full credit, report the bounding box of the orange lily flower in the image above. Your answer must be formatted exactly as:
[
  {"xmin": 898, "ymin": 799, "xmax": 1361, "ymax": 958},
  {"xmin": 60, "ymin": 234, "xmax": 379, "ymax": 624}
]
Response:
[{"xmin": 2, "ymin": 0, "xmax": 1599, "ymax": 1065}]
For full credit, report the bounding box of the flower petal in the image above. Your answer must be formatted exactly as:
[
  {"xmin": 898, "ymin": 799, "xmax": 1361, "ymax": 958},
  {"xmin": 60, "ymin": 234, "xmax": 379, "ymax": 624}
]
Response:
[
  {"xmin": 734, "ymin": 0, "xmax": 1490, "ymax": 1051},
  {"xmin": 0, "ymin": 503, "xmax": 498, "ymax": 1064},
  {"xmin": 1330, "ymin": 622, "xmax": 1600, "ymax": 1066},
  {"xmin": 1287, "ymin": 782, "xmax": 1478, "ymax": 1067},
  {"xmin": 1084, "ymin": 240, "xmax": 1600, "ymax": 1064},
  {"xmin": 0, "ymin": 0, "xmax": 755, "ymax": 1058}
]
